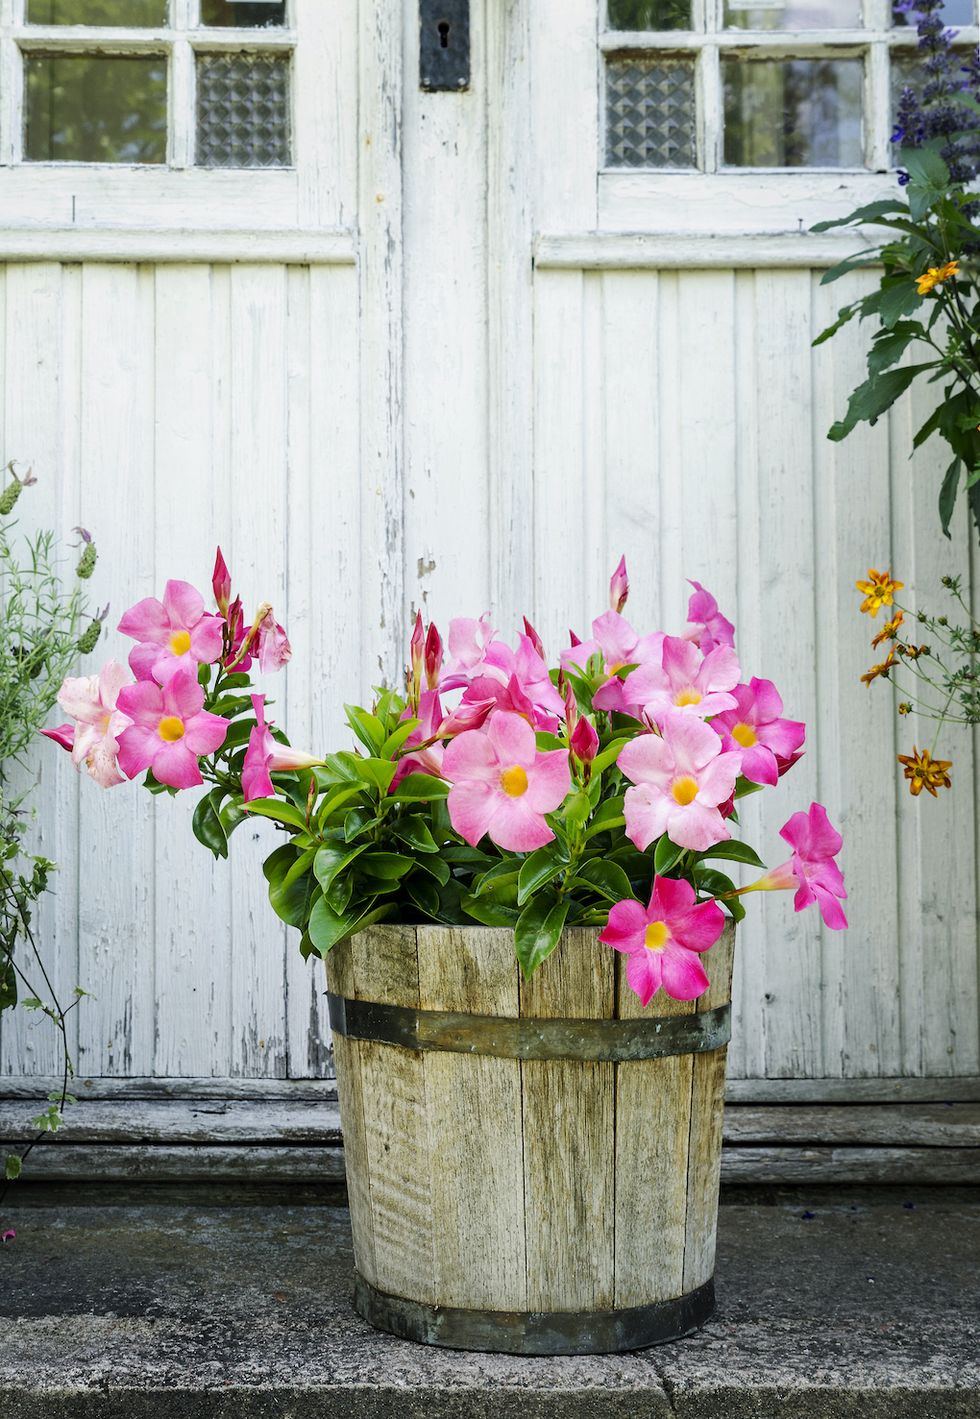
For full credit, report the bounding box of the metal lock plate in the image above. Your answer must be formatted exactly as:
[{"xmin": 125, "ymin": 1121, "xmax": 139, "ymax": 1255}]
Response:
[{"xmin": 419, "ymin": 0, "xmax": 470, "ymax": 92}]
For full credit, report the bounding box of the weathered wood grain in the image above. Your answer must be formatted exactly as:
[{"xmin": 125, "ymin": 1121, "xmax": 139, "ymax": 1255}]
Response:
[
  {"xmin": 325, "ymin": 940, "xmax": 377, "ymax": 1285},
  {"xmin": 416, "ymin": 927, "xmax": 526, "ymax": 1311},
  {"xmin": 683, "ymin": 923, "xmax": 736, "ymax": 1295},
  {"xmin": 520, "ymin": 929, "xmax": 615, "ymax": 1312},
  {"xmin": 614, "ymin": 952, "xmax": 695, "ymax": 1308}
]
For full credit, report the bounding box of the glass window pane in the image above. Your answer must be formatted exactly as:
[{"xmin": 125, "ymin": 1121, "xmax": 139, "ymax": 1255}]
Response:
[
  {"xmin": 200, "ymin": 0, "xmax": 286, "ymax": 26},
  {"xmin": 607, "ymin": 0, "xmax": 691, "ymax": 30},
  {"xmin": 25, "ymin": 53, "xmax": 167, "ymax": 162},
  {"xmin": 723, "ymin": 57, "xmax": 864, "ymax": 166},
  {"xmin": 196, "ymin": 52, "xmax": 291, "ymax": 167},
  {"xmin": 26, "ymin": 0, "xmax": 168, "ymax": 22},
  {"xmin": 724, "ymin": 0, "xmax": 861, "ymax": 29},
  {"xmin": 606, "ymin": 56, "xmax": 696, "ymax": 167},
  {"xmin": 893, "ymin": 0, "xmax": 974, "ymax": 26}
]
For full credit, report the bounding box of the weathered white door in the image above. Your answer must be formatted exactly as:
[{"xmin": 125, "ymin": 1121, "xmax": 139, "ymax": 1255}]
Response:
[{"xmin": 1, "ymin": 0, "xmax": 977, "ymax": 1097}]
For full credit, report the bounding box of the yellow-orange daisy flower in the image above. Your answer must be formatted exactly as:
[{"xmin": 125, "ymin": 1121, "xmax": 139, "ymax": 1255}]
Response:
[
  {"xmin": 916, "ymin": 260, "xmax": 959, "ymax": 296},
  {"xmin": 871, "ymin": 609, "xmax": 905, "ymax": 649},
  {"xmin": 856, "ymin": 568, "xmax": 904, "ymax": 617},
  {"xmin": 897, "ymin": 746, "xmax": 952, "ymax": 797},
  {"xmin": 861, "ymin": 650, "xmax": 897, "ymax": 686}
]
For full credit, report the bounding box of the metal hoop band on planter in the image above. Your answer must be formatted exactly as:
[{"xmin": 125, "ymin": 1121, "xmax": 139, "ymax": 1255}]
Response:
[
  {"xmin": 352, "ymin": 1272, "xmax": 716, "ymax": 1355},
  {"xmin": 327, "ymin": 992, "xmax": 731, "ymax": 1061}
]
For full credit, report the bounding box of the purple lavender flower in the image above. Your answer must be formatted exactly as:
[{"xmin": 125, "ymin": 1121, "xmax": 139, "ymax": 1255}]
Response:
[{"xmin": 894, "ymin": 0, "xmax": 980, "ymax": 184}]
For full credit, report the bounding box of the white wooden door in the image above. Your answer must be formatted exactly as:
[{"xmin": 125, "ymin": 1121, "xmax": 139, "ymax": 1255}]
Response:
[{"xmin": 1, "ymin": 0, "xmax": 977, "ymax": 1095}]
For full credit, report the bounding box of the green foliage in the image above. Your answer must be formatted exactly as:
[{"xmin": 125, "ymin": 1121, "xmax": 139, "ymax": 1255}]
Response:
[{"xmin": 812, "ymin": 142, "xmax": 980, "ymax": 541}]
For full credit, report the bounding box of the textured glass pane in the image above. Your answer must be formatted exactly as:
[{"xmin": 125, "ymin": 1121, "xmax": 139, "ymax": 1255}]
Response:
[
  {"xmin": 200, "ymin": 0, "xmax": 286, "ymax": 27},
  {"xmin": 606, "ymin": 57, "xmax": 696, "ymax": 167},
  {"xmin": 607, "ymin": 0, "xmax": 690, "ymax": 30},
  {"xmin": 196, "ymin": 52, "xmax": 290, "ymax": 167},
  {"xmin": 893, "ymin": 0, "xmax": 974, "ymax": 25},
  {"xmin": 27, "ymin": 0, "xmax": 167, "ymax": 21},
  {"xmin": 725, "ymin": 0, "xmax": 861, "ymax": 28},
  {"xmin": 724, "ymin": 58, "xmax": 863, "ymax": 166},
  {"xmin": 25, "ymin": 54, "xmax": 167, "ymax": 162}
]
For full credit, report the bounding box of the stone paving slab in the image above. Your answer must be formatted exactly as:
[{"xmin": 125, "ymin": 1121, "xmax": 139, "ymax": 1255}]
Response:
[{"xmin": 0, "ymin": 1189, "xmax": 977, "ymax": 1418}]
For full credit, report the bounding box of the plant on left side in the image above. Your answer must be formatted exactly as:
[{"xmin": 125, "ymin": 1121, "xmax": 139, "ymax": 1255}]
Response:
[{"xmin": 0, "ymin": 465, "xmax": 105, "ymax": 1201}]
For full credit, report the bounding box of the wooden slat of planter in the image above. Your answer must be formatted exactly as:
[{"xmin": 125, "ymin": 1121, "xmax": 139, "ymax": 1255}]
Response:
[
  {"xmin": 417, "ymin": 927, "xmax": 526, "ymax": 1312},
  {"xmin": 520, "ymin": 929, "xmax": 615, "ymax": 1312},
  {"xmin": 326, "ymin": 939, "xmax": 378, "ymax": 1288},
  {"xmin": 614, "ymin": 956, "xmax": 695, "ymax": 1309},
  {"xmin": 346, "ymin": 927, "xmax": 435, "ymax": 1305},
  {"xmin": 683, "ymin": 923, "xmax": 736, "ymax": 1296}
]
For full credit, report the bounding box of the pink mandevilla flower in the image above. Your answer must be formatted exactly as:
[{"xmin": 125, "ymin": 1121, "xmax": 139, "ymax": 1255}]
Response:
[
  {"xmin": 622, "ymin": 635, "xmax": 740, "ymax": 727},
  {"xmin": 442, "ymin": 710, "xmax": 571, "ymax": 853},
  {"xmin": 567, "ymin": 611, "xmax": 665, "ymax": 717},
  {"xmin": 442, "ymin": 621, "xmax": 564, "ymax": 732},
  {"xmin": 391, "ymin": 689, "xmax": 448, "ymax": 789},
  {"xmin": 41, "ymin": 661, "xmax": 132, "ymax": 788},
  {"xmin": 599, "ymin": 876, "xmax": 726, "ymax": 1005},
  {"xmin": 751, "ymin": 803, "xmax": 848, "ymax": 930},
  {"xmin": 618, "ymin": 712, "xmax": 740, "ymax": 853},
  {"xmin": 116, "ymin": 669, "xmax": 229, "ymax": 790},
  {"xmin": 712, "ymin": 678, "xmax": 806, "ymax": 787},
  {"xmin": 212, "ymin": 547, "xmax": 232, "ymax": 618},
  {"xmin": 254, "ymin": 606, "xmax": 291, "ymax": 673},
  {"xmin": 242, "ymin": 694, "xmax": 321, "ymax": 803},
  {"xmin": 686, "ymin": 581, "xmax": 736, "ymax": 656},
  {"xmin": 118, "ymin": 580, "xmax": 224, "ymax": 685}
]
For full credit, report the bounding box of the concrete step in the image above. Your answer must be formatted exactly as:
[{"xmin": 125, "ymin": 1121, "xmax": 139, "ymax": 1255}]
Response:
[{"xmin": 0, "ymin": 1188, "xmax": 977, "ymax": 1417}]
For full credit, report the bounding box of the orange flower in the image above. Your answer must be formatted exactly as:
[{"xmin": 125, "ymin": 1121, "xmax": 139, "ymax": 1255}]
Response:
[
  {"xmin": 916, "ymin": 260, "xmax": 959, "ymax": 295},
  {"xmin": 871, "ymin": 609, "xmax": 905, "ymax": 649},
  {"xmin": 861, "ymin": 650, "xmax": 896, "ymax": 686},
  {"xmin": 897, "ymin": 746, "xmax": 952, "ymax": 797},
  {"xmin": 856, "ymin": 568, "xmax": 904, "ymax": 617}
]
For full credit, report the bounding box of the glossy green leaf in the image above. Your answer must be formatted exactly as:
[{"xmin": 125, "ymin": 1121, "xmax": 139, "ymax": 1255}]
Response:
[
  {"xmin": 517, "ymin": 844, "xmax": 566, "ymax": 905},
  {"xmin": 358, "ymin": 852, "xmax": 414, "ymax": 880},
  {"xmin": 380, "ymin": 717, "xmax": 420, "ymax": 759},
  {"xmin": 392, "ymin": 816, "xmax": 439, "ymax": 853},
  {"xmin": 575, "ymin": 856, "xmax": 634, "ymax": 904},
  {"xmin": 391, "ymin": 772, "xmax": 450, "ymax": 801},
  {"xmin": 345, "ymin": 703, "xmax": 387, "ymax": 755},
  {"xmin": 242, "ymin": 797, "xmax": 307, "ymax": 831},
  {"xmin": 653, "ymin": 837, "xmax": 685, "ymax": 875},
  {"xmin": 313, "ymin": 842, "xmax": 368, "ymax": 891},
  {"xmin": 460, "ymin": 894, "xmax": 521, "ymax": 928},
  {"xmin": 514, "ymin": 894, "xmax": 570, "ymax": 979},
  {"xmin": 406, "ymin": 874, "xmax": 441, "ymax": 919},
  {"xmin": 414, "ymin": 854, "xmax": 451, "ymax": 886},
  {"xmin": 828, "ymin": 363, "xmax": 934, "ymax": 442},
  {"xmin": 191, "ymin": 788, "xmax": 228, "ymax": 860},
  {"xmin": 268, "ymin": 847, "xmax": 318, "ymax": 928},
  {"xmin": 307, "ymin": 896, "xmax": 390, "ymax": 955},
  {"xmin": 586, "ymin": 795, "xmax": 626, "ymax": 838},
  {"xmin": 696, "ymin": 840, "xmax": 765, "ymax": 869}
]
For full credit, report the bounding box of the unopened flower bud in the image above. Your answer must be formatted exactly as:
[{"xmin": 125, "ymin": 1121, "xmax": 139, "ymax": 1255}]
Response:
[
  {"xmin": 424, "ymin": 622, "xmax": 443, "ymax": 689},
  {"xmin": 76, "ymin": 619, "xmax": 102, "ymax": 655},
  {"xmin": 609, "ymin": 555, "xmax": 629, "ymax": 614},
  {"xmin": 523, "ymin": 617, "xmax": 545, "ymax": 660},
  {"xmin": 76, "ymin": 542, "xmax": 97, "ymax": 580},
  {"xmin": 570, "ymin": 716, "xmax": 599, "ymax": 764},
  {"xmin": 0, "ymin": 479, "xmax": 22, "ymax": 516}
]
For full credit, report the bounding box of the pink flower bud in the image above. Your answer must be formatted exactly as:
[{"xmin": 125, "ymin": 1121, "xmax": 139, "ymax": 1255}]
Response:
[
  {"xmin": 570, "ymin": 716, "xmax": 599, "ymax": 763},
  {"xmin": 212, "ymin": 547, "xmax": 232, "ymax": 618},
  {"xmin": 424, "ymin": 622, "xmax": 443, "ymax": 690},
  {"xmin": 268, "ymin": 745, "xmax": 323, "ymax": 772},
  {"xmin": 439, "ymin": 698, "xmax": 495, "ymax": 737},
  {"xmin": 40, "ymin": 723, "xmax": 75, "ymax": 752},
  {"xmin": 609, "ymin": 555, "xmax": 629, "ymax": 614},
  {"xmin": 563, "ymin": 678, "xmax": 578, "ymax": 733},
  {"xmin": 568, "ymin": 628, "xmax": 582, "ymax": 648},
  {"xmin": 523, "ymin": 616, "xmax": 545, "ymax": 660}
]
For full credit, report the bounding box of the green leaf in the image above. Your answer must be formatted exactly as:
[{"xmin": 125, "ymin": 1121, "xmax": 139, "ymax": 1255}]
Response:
[
  {"xmin": 392, "ymin": 816, "xmax": 439, "ymax": 853},
  {"xmin": 563, "ymin": 790, "xmax": 592, "ymax": 829},
  {"xmin": 307, "ymin": 896, "xmax": 391, "ymax": 955},
  {"xmin": 812, "ymin": 299, "xmax": 862, "ymax": 345},
  {"xmin": 811, "ymin": 198, "xmax": 907, "ymax": 233},
  {"xmin": 345, "ymin": 704, "xmax": 387, "ymax": 755},
  {"xmin": 693, "ymin": 867, "xmax": 744, "ymax": 921},
  {"xmin": 269, "ymin": 847, "xmax": 318, "ymax": 928},
  {"xmin": 357, "ymin": 757, "xmax": 399, "ymax": 795},
  {"xmin": 586, "ymin": 795, "xmax": 626, "ymax": 838},
  {"xmin": 878, "ymin": 281, "xmax": 924, "ymax": 330},
  {"xmin": 344, "ymin": 806, "xmax": 380, "ymax": 842},
  {"xmin": 191, "ymin": 788, "xmax": 228, "ymax": 860},
  {"xmin": 314, "ymin": 842, "xmax": 368, "ymax": 892},
  {"xmin": 517, "ymin": 844, "xmax": 566, "ymax": 906},
  {"xmin": 866, "ymin": 324, "xmax": 923, "ymax": 378},
  {"xmin": 460, "ymin": 893, "xmax": 521, "ymax": 928},
  {"xmin": 696, "ymin": 840, "xmax": 765, "ymax": 869},
  {"xmin": 381, "ymin": 718, "xmax": 420, "ymax": 759},
  {"xmin": 391, "ymin": 772, "xmax": 450, "ymax": 801},
  {"xmin": 653, "ymin": 837, "xmax": 686, "ymax": 875},
  {"xmin": 828, "ymin": 363, "xmax": 934, "ymax": 442},
  {"xmin": 939, "ymin": 457, "xmax": 962, "ymax": 537},
  {"xmin": 315, "ymin": 785, "xmax": 363, "ymax": 831},
  {"xmin": 406, "ymin": 875, "xmax": 441, "ymax": 919},
  {"xmin": 817, "ymin": 253, "xmax": 883, "ymax": 288},
  {"xmin": 358, "ymin": 852, "xmax": 414, "ymax": 881},
  {"xmin": 263, "ymin": 843, "xmax": 297, "ymax": 889},
  {"xmin": 5, "ymin": 1154, "xmax": 22, "ymax": 1181},
  {"xmin": 244, "ymin": 797, "xmax": 307, "ymax": 831},
  {"xmin": 574, "ymin": 857, "xmax": 634, "ymax": 904},
  {"xmin": 591, "ymin": 735, "xmax": 632, "ymax": 775},
  {"xmin": 414, "ymin": 854, "xmax": 451, "ymax": 886},
  {"xmin": 514, "ymin": 894, "xmax": 570, "ymax": 979},
  {"xmin": 902, "ymin": 143, "xmax": 950, "ymax": 190}
]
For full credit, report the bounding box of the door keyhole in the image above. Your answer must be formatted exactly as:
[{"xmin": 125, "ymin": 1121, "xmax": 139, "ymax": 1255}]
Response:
[{"xmin": 437, "ymin": 19, "xmax": 450, "ymax": 47}]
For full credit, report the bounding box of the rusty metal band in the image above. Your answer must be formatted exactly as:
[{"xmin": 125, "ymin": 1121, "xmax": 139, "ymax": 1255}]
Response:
[
  {"xmin": 327, "ymin": 992, "xmax": 730, "ymax": 1062},
  {"xmin": 353, "ymin": 1272, "xmax": 715, "ymax": 1355}
]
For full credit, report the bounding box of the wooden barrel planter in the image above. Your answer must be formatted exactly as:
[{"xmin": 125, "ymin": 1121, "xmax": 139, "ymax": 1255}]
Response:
[{"xmin": 326, "ymin": 920, "xmax": 735, "ymax": 1356}]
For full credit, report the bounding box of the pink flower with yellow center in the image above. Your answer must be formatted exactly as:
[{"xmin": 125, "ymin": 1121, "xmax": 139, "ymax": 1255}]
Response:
[
  {"xmin": 41, "ymin": 661, "xmax": 133, "ymax": 788},
  {"xmin": 599, "ymin": 876, "xmax": 726, "ymax": 1005},
  {"xmin": 712, "ymin": 678, "xmax": 805, "ymax": 787},
  {"xmin": 621, "ymin": 635, "xmax": 740, "ymax": 727},
  {"xmin": 116, "ymin": 670, "xmax": 229, "ymax": 790},
  {"xmin": 118, "ymin": 580, "xmax": 224, "ymax": 685},
  {"xmin": 617, "ymin": 712, "xmax": 740, "ymax": 853},
  {"xmin": 442, "ymin": 711, "xmax": 571, "ymax": 853},
  {"xmin": 442, "ymin": 620, "xmax": 564, "ymax": 731}
]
